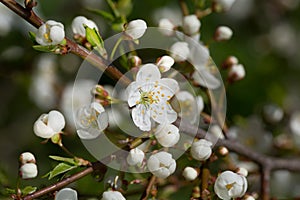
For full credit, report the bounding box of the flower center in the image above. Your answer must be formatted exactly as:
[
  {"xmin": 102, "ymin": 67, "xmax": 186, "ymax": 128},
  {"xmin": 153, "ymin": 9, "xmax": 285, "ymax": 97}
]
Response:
[
  {"xmin": 225, "ymin": 182, "xmax": 236, "ymax": 190},
  {"xmin": 138, "ymin": 88, "xmax": 160, "ymax": 106}
]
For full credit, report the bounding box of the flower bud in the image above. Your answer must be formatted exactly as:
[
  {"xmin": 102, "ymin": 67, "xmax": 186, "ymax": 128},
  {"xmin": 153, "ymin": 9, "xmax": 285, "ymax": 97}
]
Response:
[
  {"xmin": 154, "ymin": 124, "xmax": 180, "ymax": 147},
  {"xmin": 290, "ymin": 112, "xmax": 300, "ymax": 136},
  {"xmin": 213, "ymin": 0, "xmax": 236, "ymax": 11},
  {"xmin": 228, "ymin": 64, "xmax": 246, "ymax": 82},
  {"xmin": 218, "ymin": 146, "xmax": 229, "ymax": 156},
  {"xmin": 156, "ymin": 55, "xmax": 174, "ymax": 72},
  {"xmin": 214, "ymin": 171, "xmax": 248, "ymax": 199},
  {"xmin": 210, "ymin": 125, "xmax": 224, "ymax": 139},
  {"xmin": 19, "ymin": 163, "xmax": 38, "ymax": 179},
  {"xmin": 236, "ymin": 167, "xmax": 248, "ymax": 177},
  {"xmin": 36, "ymin": 20, "xmax": 65, "ymax": 46},
  {"xmin": 182, "ymin": 15, "xmax": 201, "ymax": 35},
  {"xmin": 124, "ymin": 19, "xmax": 147, "ymax": 40},
  {"xmin": 263, "ymin": 104, "xmax": 284, "ymax": 124},
  {"xmin": 191, "ymin": 139, "xmax": 212, "ymax": 161},
  {"xmin": 222, "ymin": 56, "xmax": 238, "ymax": 69},
  {"xmin": 72, "ymin": 16, "xmax": 98, "ymax": 37},
  {"xmin": 19, "ymin": 152, "xmax": 36, "ymax": 165},
  {"xmin": 127, "ymin": 148, "xmax": 144, "ymax": 166},
  {"xmin": 158, "ymin": 18, "xmax": 175, "ymax": 36},
  {"xmin": 33, "ymin": 110, "xmax": 65, "ymax": 139},
  {"xmin": 101, "ymin": 190, "xmax": 126, "ymax": 200},
  {"xmin": 128, "ymin": 55, "xmax": 142, "ymax": 68},
  {"xmin": 55, "ymin": 188, "xmax": 78, "ymax": 200},
  {"xmin": 214, "ymin": 26, "xmax": 233, "ymax": 41},
  {"xmin": 147, "ymin": 151, "xmax": 176, "ymax": 178},
  {"xmin": 169, "ymin": 42, "xmax": 190, "ymax": 62},
  {"xmin": 182, "ymin": 167, "xmax": 198, "ymax": 181},
  {"xmin": 196, "ymin": 95, "xmax": 204, "ymax": 113}
]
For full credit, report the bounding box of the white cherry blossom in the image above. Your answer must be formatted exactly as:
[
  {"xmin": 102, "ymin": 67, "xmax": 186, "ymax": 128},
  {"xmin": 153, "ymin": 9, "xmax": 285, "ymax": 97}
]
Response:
[
  {"xmin": 154, "ymin": 123, "xmax": 180, "ymax": 147},
  {"xmin": 191, "ymin": 139, "xmax": 212, "ymax": 161},
  {"xmin": 55, "ymin": 188, "xmax": 78, "ymax": 200},
  {"xmin": 101, "ymin": 190, "xmax": 126, "ymax": 200},
  {"xmin": 36, "ymin": 20, "xmax": 65, "ymax": 46},
  {"xmin": 76, "ymin": 102, "xmax": 108, "ymax": 139},
  {"xmin": 156, "ymin": 55, "xmax": 174, "ymax": 72},
  {"xmin": 33, "ymin": 110, "xmax": 65, "ymax": 139},
  {"xmin": 124, "ymin": 19, "xmax": 147, "ymax": 40},
  {"xmin": 182, "ymin": 167, "xmax": 198, "ymax": 181},
  {"xmin": 126, "ymin": 64, "xmax": 179, "ymax": 131},
  {"xmin": 72, "ymin": 16, "xmax": 98, "ymax": 37},
  {"xmin": 169, "ymin": 42, "xmax": 190, "ymax": 62},
  {"xmin": 19, "ymin": 163, "xmax": 38, "ymax": 179},
  {"xmin": 127, "ymin": 148, "xmax": 145, "ymax": 166},
  {"xmin": 147, "ymin": 151, "xmax": 176, "ymax": 178},
  {"xmin": 214, "ymin": 171, "xmax": 248, "ymax": 200},
  {"xmin": 182, "ymin": 15, "xmax": 201, "ymax": 35}
]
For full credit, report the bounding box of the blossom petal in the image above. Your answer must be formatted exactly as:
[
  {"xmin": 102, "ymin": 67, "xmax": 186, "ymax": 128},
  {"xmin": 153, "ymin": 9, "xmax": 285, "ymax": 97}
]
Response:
[
  {"xmin": 136, "ymin": 64, "xmax": 161, "ymax": 82},
  {"xmin": 77, "ymin": 128, "xmax": 101, "ymax": 139},
  {"xmin": 193, "ymin": 69, "xmax": 220, "ymax": 89},
  {"xmin": 132, "ymin": 105, "xmax": 151, "ymax": 131},
  {"xmin": 33, "ymin": 120, "xmax": 55, "ymax": 139},
  {"xmin": 48, "ymin": 110, "xmax": 65, "ymax": 133},
  {"xmin": 97, "ymin": 112, "xmax": 109, "ymax": 131}
]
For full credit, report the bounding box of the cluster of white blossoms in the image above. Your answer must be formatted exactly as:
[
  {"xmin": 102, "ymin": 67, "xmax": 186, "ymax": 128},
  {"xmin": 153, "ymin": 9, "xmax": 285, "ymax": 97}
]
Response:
[
  {"xmin": 214, "ymin": 170, "xmax": 248, "ymax": 200},
  {"xmin": 19, "ymin": 152, "xmax": 38, "ymax": 179},
  {"xmin": 126, "ymin": 63, "xmax": 179, "ymax": 131}
]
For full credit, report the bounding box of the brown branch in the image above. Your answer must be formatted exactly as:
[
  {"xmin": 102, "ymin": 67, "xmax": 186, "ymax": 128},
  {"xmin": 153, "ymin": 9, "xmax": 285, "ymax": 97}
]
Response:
[
  {"xmin": 261, "ymin": 167, "xmax": 271, "ymax": 200},
  {"xmin": 140, "ymin": 175, "xmax": 157, "ymax": 200},
  {"xmin": 22, "ymin": 167, "xmax": 94, "ymax": 200},
  {"xmin": 179, "ymin": 0, "xmax": 189, "ymax": 16}
]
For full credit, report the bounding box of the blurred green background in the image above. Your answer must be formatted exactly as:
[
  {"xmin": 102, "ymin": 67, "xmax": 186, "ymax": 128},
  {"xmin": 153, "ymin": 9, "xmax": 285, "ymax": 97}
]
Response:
[{"xmin": 1, "ymin": 0, "xmax": 300, "ymax": 199}]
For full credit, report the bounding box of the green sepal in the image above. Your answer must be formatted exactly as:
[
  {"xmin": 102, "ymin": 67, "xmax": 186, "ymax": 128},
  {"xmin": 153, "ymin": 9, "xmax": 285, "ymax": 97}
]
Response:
[
  {"xmin": 28, "ymin": 31, "xmax": 36, "ymax": 42},
  {"xmin": 32, "ymin": 45, "xmax": 58, "ymax": 53},
  {"xmin": 50, "ymin": 133, "xmax": 61, "ymax": 145},
  {"xmin": 85, "ymin": 26, "xmax": 104, "ymax": 48}
]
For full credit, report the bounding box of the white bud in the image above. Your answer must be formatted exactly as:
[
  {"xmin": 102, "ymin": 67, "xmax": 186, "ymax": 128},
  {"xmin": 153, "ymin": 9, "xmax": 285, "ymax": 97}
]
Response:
[
  {"xmin": 214, "ymin": 171, "xmax": 248, "ymax": 199},
  {"xmin": 36, "ymin": 20, "xmax": 65, "ymax": 46},
  {"xmin": 214, "ymin": 0, "xmax": 236, "ymax": 11},
  {"xmin": 55, "ymin": 188, "xmax": 78, "ymax": 200},
  {"xmin": 158, "ymin": 18, "xmax": 175, "ymax": 36},
  {"xmin": 127, "ymin": 148, "xmax": 144, "ymax": 166},
  {"xmin": 154, "ymin": 124, "xmax": 180, "ymax": 147},
  {"xmin": 191, "ymin": 139, "xmax": 212, "ymax": 161},
  {"xmin": 210, "ymin": 125, "xmax": 225, "ymax": 139},
  {"xmin": 214, "ymin": 26, "xmax": 233, "ymax": 41},
  {"xmin": 228, "ymin": 64, "xmax": 245, "ymax": 81},
  {"xmin": 76, "ymin": 102, "xmax": 108, "ymax": 139},
  {"xmin": 124, "ymin": 19, "xmax": 147, "ymax": 40},
  {"xmin": 33, "ymin": 110, "xmax": 65, "ymax": 139},
  {"xmin": 101, "ymin": 190, "xmax": 126, "ymax": 200},
  {"xmin": 236, "ymin": 167, "xmax": 248, "ymax": 177},
  {"xmin": 196, "ymin": 95, "xmax": 204, "ymax": 113},
  {"xmin": 169, "ymin": 42, "xmax": 190, "ymax": 62},
  {"xmin": 263, "ymin": 104, "xmax": 284, "ymax": 124},
  {"xmin": 19, "ymin": 163, "xmax": 38, "ymax": 179},
  {"xmin": 182, "ymin": 15, "xmax": 201, "ymax": 35},
  {"xmin": 72, "ymin": 16, "xmax": 98, "ymax": 37},
  {"xmin": 20, "ymin": 152, "xmax": 36, "ymax": 164},
  {"xmin": 290, "ymin": 112, "xmax": 300, "ymax": 136},
  {"xmin": 147, "ymin": 151, "xmax": 176, "ymax": 179},
  {"xmin": 156, "ymin": 55, "xmax": 174, "ymax": 72},
  {"xmin": 182, "ymin": 167, "xmax": 198, "ymax": 181}
]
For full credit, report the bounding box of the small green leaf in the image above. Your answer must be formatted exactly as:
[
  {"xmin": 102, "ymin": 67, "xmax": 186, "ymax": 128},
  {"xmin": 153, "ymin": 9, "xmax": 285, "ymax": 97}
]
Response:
[
  {"xmin": 5, "ymin": 188, "xmax": 16, "ymax": 195},
  {"xmin": 48, "ymin": 163, "xmax": 78, "ymax": 180},
  {"xmin": 32, "ymin": 45, "xmax": 57, "ymax": 53},
  {"xmin": 21, "ymin": 186, "xmax": 37, "ymax": 195},
  {"xmin": 49, "ymin": 155, "xmax": 76, "ymax": 165},
  {"xmin": 28, "ymin": 31, "xmax": 36, "ymax": 42},
  {"xmin": 87, "ymin": 8, "xmax": 115, "ymax": 21}
]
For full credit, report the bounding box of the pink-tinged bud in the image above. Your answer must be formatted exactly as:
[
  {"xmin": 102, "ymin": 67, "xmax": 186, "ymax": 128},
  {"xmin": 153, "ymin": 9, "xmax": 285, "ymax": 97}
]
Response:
[
  {"xmin": 228, "ymin": 64, "xmax": 245, "ymax": 82},
  {"xmin": 222, "ymin": 56, "xmax": 238, "ymax": 69},
  {"xmin": 218, "ymin": 146, "xmax": 229, "ymax": 156},
  {"xmin": 19, "ymin": 152, "xmax": 36, "ymax": 164}
]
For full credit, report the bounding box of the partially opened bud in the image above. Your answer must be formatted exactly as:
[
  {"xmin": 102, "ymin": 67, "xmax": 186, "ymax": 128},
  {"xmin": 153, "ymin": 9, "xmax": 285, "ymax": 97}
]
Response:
[
  {"xmin": 36, "ymin": 20, "xmax": 65, "ymax": 46},
  {"xmin": 72, "ymin": 16, "xmax": 98, "ymax": 37},
  {"xmin": 214, "ymin": 26, "xmax": 233, "ymax": 41},
  {"xmin": 19, "ymin": 163, "xmax": 38, "ymax": 179},
  {"xmin": 182, "ymin": 167, "xmax": 198, "ymax": 181},
  {"xmin": 156, "ymin": 55, "xmax": 174, "ymax": 72},
  {"xmin": 124, "ymin": 19, "xmax": 147, "ymax": 40},
  {"xmin": 147, "ymin": 151, "xmax": 176, "ymax": 178},
  {"xmin": 154, "ymin": 124, "xmax": 180, "ymax": 147},
  {"xmin": 182, "ymin": 15, "xmax": 201, "ymax": 35},
  {"xmin": 228, "ymin": 64, "xmax": 246, "ymax": 82},
  {"xmin": 191, "ymin": 139, "xmax": 212, "ymax": 161},
  {"xmin": 222, "ymin": 56, "xmax": 238, "ymax": 69},
  {"xmin": 20, "ymin": 152, "xmax": 36, "ymax": 164},
  {"xmin": 158, "ymin": 18, "xmax": 176, "ymax": 36},
  {"xmin": 169, "ymin": 42, "xmax": 190, "ymax": 62},
  {"xmin": 236, "ymin": 167, "xmax": 248, "ymax": 177}
]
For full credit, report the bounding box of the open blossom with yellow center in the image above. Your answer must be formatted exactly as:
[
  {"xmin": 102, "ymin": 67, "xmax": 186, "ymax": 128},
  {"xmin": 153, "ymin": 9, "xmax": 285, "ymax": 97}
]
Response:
[{"xmin": 126, "ymin": 64, "xmax": 179, "ymax": 131}]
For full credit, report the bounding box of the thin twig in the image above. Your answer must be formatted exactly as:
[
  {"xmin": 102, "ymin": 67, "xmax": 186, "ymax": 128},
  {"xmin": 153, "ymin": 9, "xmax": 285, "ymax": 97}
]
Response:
[
  {"xmin": 140, "ymin": 175, "xmax": 157, "ymax": 200},
  {"xmin": 179, "ymin": 0, "xmax": 189, "ymax": 16},
  {"xmin": 261, "ymin": 167, "xmax": 271, "ymax": 200}
]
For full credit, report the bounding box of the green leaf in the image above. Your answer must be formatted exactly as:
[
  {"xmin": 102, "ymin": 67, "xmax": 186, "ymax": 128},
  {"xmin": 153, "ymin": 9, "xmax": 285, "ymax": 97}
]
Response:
[
  {"xmin": 5, "ymin": 188, "xmax": 16, "ymax": 195},
  {"xmin": 48, "ymin": 163, "xmax": 78, "ymax": 180},
  {"xmin": 21, "ymin": 186, "xmax": 37, "ymax": 195},
  {"xmin": 49, "ymin": 155, "xmax": 76, "ymax": 165},
  {"xmin": 87, "ymin": 8, "xmax": 115, "ymax": 21},
  {"xmin": 28, "ymin": 31, "xmax": 36, "ymax": 42},
  {"xmin": 32, "ymin": 45, "xmax": 58, "ymax": 53}
]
